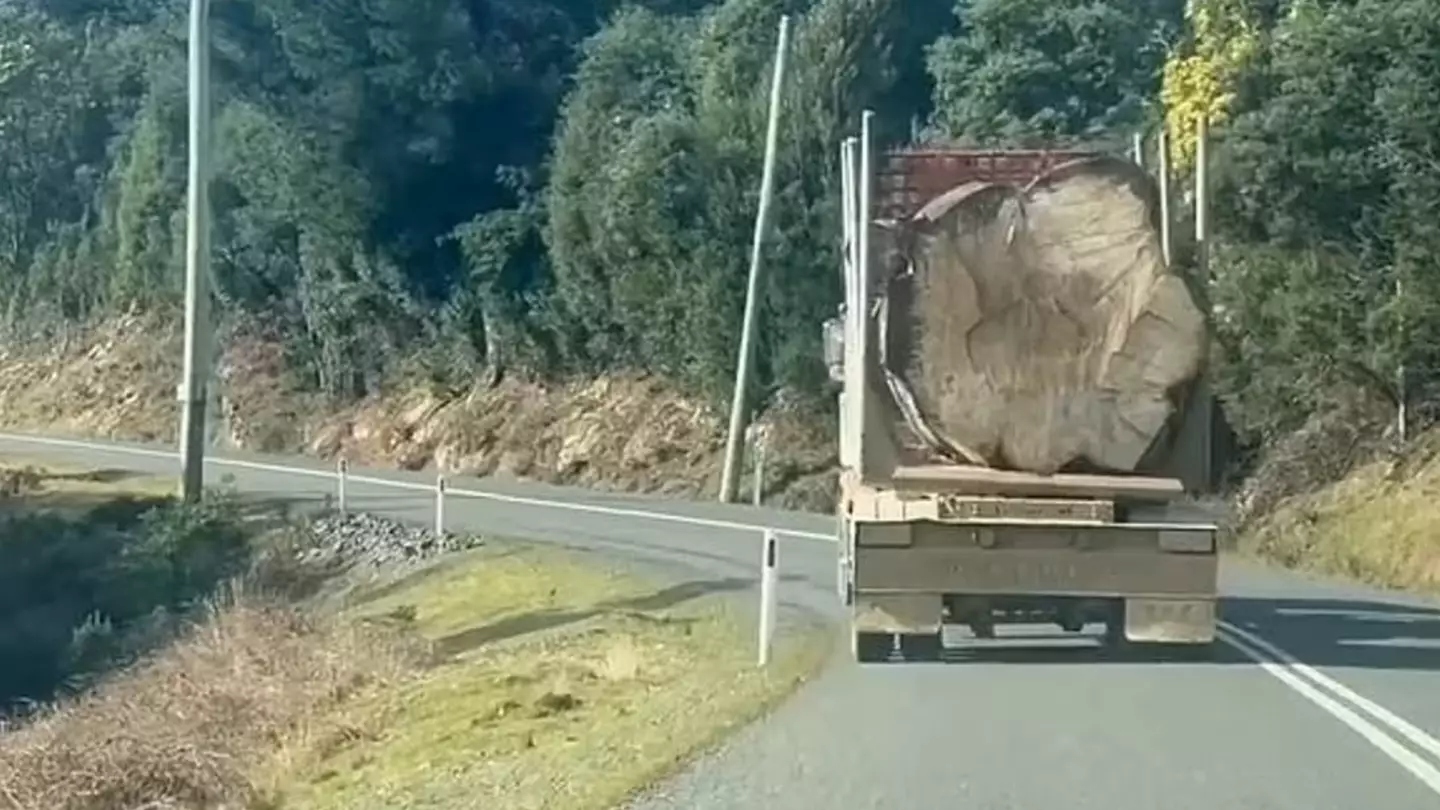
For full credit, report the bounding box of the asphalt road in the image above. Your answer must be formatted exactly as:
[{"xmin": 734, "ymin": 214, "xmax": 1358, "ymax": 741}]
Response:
[{"xmin": 3, "ymin": 432, "xmax": 1440, "ymax": 809}]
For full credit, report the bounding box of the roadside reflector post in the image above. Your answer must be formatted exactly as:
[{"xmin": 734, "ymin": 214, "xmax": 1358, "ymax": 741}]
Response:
[
  {"xmin": 336, "ymin": 456, "xmax": 348, "ymax": 517},
  {"xmin": 435, "ymin": 474, "xmax": 447, "ymax": 538},
  {"xmin": 758, "ymin": 529, "xmax": 779, "ymax": 667},
  {"xmin": 748, "ymin": 423, "xmax": 770, "ymax": 507}
]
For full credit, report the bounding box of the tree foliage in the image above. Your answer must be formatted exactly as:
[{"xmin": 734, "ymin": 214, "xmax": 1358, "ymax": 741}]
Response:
[
  {"xmin": 1210, "ymin": 0, "xmax": 1440, "ymax": 441},
  {"xmin": 927, "ymin": 0, "xmax": 1186, "ymax": 144},
  {"xmin": 1160, "ymin": 0, "xmax": 1264, "ymax": 173},
  {"xmin": 547, "ymin": 0, "xmax": 931, "ymax": 403},
  {"xmin": 5, "ymin": 0, "xmax": 1440, "ymax": 456}
]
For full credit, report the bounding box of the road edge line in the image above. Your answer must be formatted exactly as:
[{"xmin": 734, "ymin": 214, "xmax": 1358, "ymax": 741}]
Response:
[
  {"xmin": 0, "ymin": 432, "xmax": 838, "ymax": 543},
  {"xmin": 1217, "ymin": 627, "xmax": 1440, "ymax": 795},
  {"xmin": 1220, "ymin": 619, "xmax": 1440, "ymax": 763}
]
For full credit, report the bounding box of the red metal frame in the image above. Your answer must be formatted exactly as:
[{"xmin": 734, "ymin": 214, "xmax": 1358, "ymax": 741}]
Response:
[{"xmin": 874, "ymin": 147, "xmax": 1102, "ymax": 222}]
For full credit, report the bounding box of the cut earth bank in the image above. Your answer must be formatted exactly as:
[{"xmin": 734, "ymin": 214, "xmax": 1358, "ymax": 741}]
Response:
[{"xmin": 0, "ymin": 313, "xmax": 838, "ymax": 514}]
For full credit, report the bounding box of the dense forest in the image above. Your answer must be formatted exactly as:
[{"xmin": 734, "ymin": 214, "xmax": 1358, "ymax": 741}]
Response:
[{"xmin": 3, "ymin": 0, "xmax": 1440, "ymax": 467}]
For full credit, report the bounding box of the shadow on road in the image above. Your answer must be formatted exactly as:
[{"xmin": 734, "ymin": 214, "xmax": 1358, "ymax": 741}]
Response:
[
  {"xmin": 47, "ymin": 467, "xmax": 148, "ymax": 484},
  {"xmin": 434, "ymin": 577, "xmax": 752, "ymax": 657},
  {"xmin": 1220, "ymin": 596, "xmax": 1440, "ymax": 671},
  {"xmin": 921, "ymin": 596, "xmax": 1440, "ymax": 670}
]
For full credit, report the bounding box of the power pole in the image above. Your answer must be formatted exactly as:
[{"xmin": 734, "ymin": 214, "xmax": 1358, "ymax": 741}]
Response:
[
  {"xmin": 1158, "ymin": 127, "xmax": 1172, "ymax": 267},
  {"xmin": 178, "ymin": 0, "xmax": 213, "ymax": 503},
  {"xmin": 1192, "ymin": 112, "xmax": 1214, "ymax": 491},
  {"xmin": 718, "ymin": 15, "xmax": 791, "ymax": 503},
  {"xmin": 1194, "ymin": 114, "xmax": 1210, "ymax": 286}
]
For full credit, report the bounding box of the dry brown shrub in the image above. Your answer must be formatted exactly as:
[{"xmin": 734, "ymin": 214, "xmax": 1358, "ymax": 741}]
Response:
[
  {"xmin": 0, "ymin": 586, "xmax": 418, "ymax": 810},
  {"xmin": 1231, "ymin": 390, "xmax": 1394, "ymax": 529}
]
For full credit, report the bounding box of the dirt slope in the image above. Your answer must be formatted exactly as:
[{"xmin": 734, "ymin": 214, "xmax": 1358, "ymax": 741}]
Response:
[
  {"xmin": 0, "ymin": 314, "xmax": 839, "ymax": 512},
  {"xmin": 1240, "ymin": 426, "xmax": 1440, "ymax": 593}
]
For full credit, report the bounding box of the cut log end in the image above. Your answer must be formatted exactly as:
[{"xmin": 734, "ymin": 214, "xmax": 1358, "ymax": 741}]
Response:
[{"xmin": 879, "ymin": 157, "xmax": 1207, "ymax": 476}]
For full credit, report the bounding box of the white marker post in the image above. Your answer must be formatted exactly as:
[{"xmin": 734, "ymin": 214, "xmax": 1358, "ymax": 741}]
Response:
[
  {"xmin": 757, "ymin": 529, "xmax": 779, "ymax": 667},
  {"xmin": 752, "ymin": 438, "xmax": 767, "ymax": 507},
  {"xmin": 434, "ymin": 474, "xmax": 447, "ymax": 538},
  {"xmin": 336, "ymin": 457, "xmax": 349, "ymax": 517},
  {"xmin": 748, "ymin": 423, "xmax": 769, "ymax": 507}
]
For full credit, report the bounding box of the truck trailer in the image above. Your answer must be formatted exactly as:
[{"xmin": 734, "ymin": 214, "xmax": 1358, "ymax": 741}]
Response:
[{"xmin": 823, "ymin": 113, "xmax": 1219, "ymax": 663}]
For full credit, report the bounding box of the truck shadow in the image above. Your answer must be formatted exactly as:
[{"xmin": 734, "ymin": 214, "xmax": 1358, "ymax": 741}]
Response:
[
  {"xmin": 432, "ymin": 577, "xmax": 753, "ymax": 657},
  {"xmin": 1217, "ymin": 595, "xmax": 1440, "ymax": 671},
  {"xmin": 931, "ymin": 596, "xmax": 1440, "ymax": 670}
]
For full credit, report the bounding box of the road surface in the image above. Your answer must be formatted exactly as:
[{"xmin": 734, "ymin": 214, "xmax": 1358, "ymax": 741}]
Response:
[{"xmin": 3, "ymin": 432, "xmax": 1439, "ymax": 810}]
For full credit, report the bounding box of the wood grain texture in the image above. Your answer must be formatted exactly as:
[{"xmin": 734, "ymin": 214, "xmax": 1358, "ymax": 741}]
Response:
[{"xmin": 880, "ymin": 156, "xmax": 1206, "ymax": 475}]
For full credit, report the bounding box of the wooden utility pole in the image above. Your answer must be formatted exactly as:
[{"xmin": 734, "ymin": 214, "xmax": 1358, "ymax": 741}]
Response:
[{"xmin": 719, "ymin": 15, "xmax": 791, "ymax": 503}]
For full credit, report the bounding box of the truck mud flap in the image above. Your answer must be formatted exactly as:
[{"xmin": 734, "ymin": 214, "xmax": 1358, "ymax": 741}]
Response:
[
  {"xmin": 852, "ymin": 593, "xmax": 943, "ymax": 635},
  {"xmin": 1121, "ymin": 597, "xmax": 1216, "ymax": 644}
]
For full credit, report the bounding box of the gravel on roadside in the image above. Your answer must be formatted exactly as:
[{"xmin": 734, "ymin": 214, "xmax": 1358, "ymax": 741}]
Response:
[{"xmin": 298, "ymin": 511, "xmax": 484, "ymax": 570}]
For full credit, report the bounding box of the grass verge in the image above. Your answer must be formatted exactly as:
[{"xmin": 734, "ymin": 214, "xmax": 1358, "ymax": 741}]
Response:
[
  {"xmin": 0, "ymin": 460, "xmax": 832, "ymax": 810},
  {"xmin": 263, "ymin": 542, "xmax": 831, "ymax": 810},
  {"xmin": 1241, "ymin": 430, "xmax": 1440, "ymax": 593}
]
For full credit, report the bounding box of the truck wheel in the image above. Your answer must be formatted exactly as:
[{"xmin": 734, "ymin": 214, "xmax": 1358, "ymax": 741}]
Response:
[
  {"xmin": 898, "ymin": 632, "xmax": 943, "ymax": 662},
  {"xmin": 1102, "ymin": 602, "xmax": 1127, "ymax": 647},
  {"xmin": 853, "ymin": 631, "xmax": 893, "ymax": 663}
]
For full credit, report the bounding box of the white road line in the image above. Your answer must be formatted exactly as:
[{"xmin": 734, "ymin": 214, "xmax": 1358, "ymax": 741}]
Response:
[
  {"xmin": 1218, "ymin": 627, "xmax": 1440, "ymax": 797},
  {"xmin": 0, "ymin": 433, "xmax": 837, "ymax": 543},
  {"xmin": 1221, "ymin": 620, "xmax": 1440, "ymax": 762}
]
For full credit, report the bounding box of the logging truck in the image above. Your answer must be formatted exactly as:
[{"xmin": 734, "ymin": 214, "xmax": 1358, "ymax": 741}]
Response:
[{"xmin": 823, "ymin": 116, "xmax": 1219, "ymax": 663}]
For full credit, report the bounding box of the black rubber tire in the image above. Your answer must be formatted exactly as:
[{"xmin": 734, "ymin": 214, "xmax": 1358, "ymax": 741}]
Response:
[
  {"xmin": 853, "ymin": 631, "xmax": 894, "ymax": 663},
  {"xmin": 898, "ymin": 632, "xmax": 944, "ymax": 662}
]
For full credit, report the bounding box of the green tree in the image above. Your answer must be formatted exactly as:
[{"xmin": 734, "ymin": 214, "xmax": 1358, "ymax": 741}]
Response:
[
  {"xmin": 1212, "ymin": 0, "xmax": 1440, "ymax": 440},
  {"xmin": 547, "ymin": 0, "xmax": 933, "ymax": 404},
  {"xmin": 927, "ymin": 0, "xmax": 1186, "ymax": 144}
]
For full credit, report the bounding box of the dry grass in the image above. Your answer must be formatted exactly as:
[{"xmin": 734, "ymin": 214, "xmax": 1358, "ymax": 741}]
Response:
[
  {"xmin": 1241, "ymin": 428, "xmax": 1440, "ymax": 593},
  {"xmin": 0, "ymin": 588, "xmax": 416, "ymax": 810},
  {"xmin": 0, "ymin": 457, "xmax": 176, "ymax": 518},
  {"xmin": 0, "ymin": 523, "xmax": 830, "ymax": 810},
  {"xmin": 307, "ymin": 376, "xmax": 837, "ymax": 511},
  {"xmin": 0, "ymin": 312, "xmax": 182, "ymax": 445}
]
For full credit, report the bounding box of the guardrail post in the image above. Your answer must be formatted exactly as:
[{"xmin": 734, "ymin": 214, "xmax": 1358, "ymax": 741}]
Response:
[
  {"xmin": 435, "ymin": 474, "xmax": 447, "ymax": 538},
  {"xmin": 336, "ymin": 456, "xmax": 348, "ymax": 517},
  {"xmin": 758, "ymin": 529, "xmax": 778, "ymax": 667}
]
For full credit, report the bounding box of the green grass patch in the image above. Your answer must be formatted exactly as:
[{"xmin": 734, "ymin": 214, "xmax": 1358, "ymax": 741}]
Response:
[{"xmin": 263, "ymin": 542, "xmax": 831, "ymax": 810}]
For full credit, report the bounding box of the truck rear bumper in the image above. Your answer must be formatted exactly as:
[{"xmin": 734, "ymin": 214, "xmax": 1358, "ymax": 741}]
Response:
[
  {"xmin": 851, "ymin": 592, "xmax": 1217, "ymax": 643},
  {"xmin": 848, "ymin": 519, "xmax": 1219, "ymax": 644}
]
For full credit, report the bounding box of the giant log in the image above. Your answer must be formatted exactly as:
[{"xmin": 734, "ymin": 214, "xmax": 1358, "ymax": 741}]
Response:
[{"xmin": 875, "ymin": 156, "xmax": 1207, "ymax": 475}]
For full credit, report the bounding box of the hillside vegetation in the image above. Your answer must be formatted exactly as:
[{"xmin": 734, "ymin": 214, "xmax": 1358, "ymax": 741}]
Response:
[{"xmin": 5, "ymin": 0, "xmax": 1440, "ymax": 586}]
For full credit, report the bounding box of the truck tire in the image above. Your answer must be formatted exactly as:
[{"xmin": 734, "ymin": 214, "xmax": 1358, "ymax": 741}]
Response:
[
  {"xmin": 852, "ymin": 631, "xmax": 893, "ymax": 663},
  {"xmin": 898, "ymin": 632, "xmax": 943, "ymax": 662}
]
